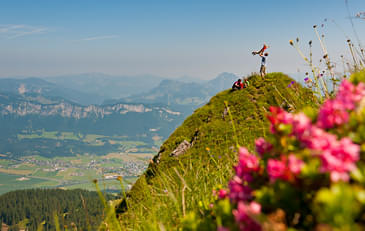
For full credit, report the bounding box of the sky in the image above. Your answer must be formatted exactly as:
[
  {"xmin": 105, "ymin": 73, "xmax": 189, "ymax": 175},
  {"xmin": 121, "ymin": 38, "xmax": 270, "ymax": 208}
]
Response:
[{"xmin": 0, "ymin": 0, "xmax": 364, "ymax": 80}]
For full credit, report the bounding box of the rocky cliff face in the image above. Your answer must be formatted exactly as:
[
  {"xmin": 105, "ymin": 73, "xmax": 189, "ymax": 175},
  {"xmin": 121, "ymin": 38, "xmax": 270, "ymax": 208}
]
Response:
[
  {"xmin": 0, "ymin": 98, "xmax": 181, "ymax": 119},
  {"xmin": 0, "ymin": 92, "xmax": 186, "ymax": 158}
]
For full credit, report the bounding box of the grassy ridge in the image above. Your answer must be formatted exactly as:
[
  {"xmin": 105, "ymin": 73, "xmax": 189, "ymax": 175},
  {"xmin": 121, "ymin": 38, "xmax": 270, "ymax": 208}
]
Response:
[{"xmin": 115, "ymin": 73, "xmax": 316, "ymax": 230}]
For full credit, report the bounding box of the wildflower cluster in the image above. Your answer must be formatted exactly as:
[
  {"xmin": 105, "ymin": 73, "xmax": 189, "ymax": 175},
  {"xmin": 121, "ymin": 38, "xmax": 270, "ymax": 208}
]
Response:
[
  {"xmin": 227, "ymin": 148, "xmax": 261, "ymax": 230},
  {"xmin": 211, "ymin": 71, "xmax": 365, "ymax": 230},
  {"xmin": 317, "ymin": 79, "xmax": 365, "ymax": 129}
]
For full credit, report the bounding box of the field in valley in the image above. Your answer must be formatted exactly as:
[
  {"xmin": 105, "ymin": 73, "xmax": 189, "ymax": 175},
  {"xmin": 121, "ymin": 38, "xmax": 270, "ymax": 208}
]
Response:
[{"xmin": 0, "ymin": 135, "xmax": 155, "ymax": 195}]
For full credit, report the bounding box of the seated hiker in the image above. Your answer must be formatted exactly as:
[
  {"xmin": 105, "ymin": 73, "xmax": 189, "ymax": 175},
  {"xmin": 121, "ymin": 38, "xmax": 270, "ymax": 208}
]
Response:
[
  {"xmin": 252, "ymin": 43, "xmax": 268, "ymax": 56},
  {"xmin": 232, "ymin": 79, "xmax": 243, "ymax": 90},
  {"xmin": 243, "ymin": 78, "xmax": 250, "ymax": 88}
]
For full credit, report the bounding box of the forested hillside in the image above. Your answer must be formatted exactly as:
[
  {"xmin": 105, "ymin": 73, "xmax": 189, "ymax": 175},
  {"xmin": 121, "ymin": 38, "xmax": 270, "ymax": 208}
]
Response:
[{"xmin": 0, "ymin": 188, "xmax": 115, "ymax": 231}]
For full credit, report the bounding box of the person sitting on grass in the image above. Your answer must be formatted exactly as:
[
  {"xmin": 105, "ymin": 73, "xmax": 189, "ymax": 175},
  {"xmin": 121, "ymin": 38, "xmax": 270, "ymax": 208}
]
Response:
[
  {"xmin": 232, "ymin": 79, "xmax": 243, "ymax": 91},
  {"xmin": 243, "ymin": 78, "xmax": 250, "ymax": 88},
  {"xmin": 259, "ymin": 52, "xmax": 268, "ymax": 78}
]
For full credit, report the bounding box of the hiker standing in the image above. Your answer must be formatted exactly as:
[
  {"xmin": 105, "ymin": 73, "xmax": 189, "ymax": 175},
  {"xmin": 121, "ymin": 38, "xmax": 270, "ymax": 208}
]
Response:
[{"xmin": 259, "ymin": 53, "xmax": 268, "ymax": 78}]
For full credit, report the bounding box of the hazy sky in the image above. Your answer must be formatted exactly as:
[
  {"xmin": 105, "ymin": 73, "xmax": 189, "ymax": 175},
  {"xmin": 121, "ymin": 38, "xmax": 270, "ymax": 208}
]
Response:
[{"xmin": 0, "ymin": 0, "xmax": 364, "ymax": 79}]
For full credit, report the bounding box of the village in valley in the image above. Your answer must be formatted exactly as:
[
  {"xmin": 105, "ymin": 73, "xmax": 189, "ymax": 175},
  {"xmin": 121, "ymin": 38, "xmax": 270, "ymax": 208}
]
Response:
[{"xmin": 0, "ymin": 151, "xmax": 154, "ymax": 195}]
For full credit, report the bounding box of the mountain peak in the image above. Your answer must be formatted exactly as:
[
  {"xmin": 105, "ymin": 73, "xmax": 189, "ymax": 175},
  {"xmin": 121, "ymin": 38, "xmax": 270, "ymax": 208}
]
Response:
[{"xmin": 115, "ymin": 72, "xmax": 316, "ymax": 229}]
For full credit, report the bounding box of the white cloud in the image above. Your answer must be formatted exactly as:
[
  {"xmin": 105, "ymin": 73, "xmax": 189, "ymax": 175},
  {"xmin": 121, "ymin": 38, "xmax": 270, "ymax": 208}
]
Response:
[
  {"xmin": 80, "ymin": 35, "xmax": 118, "ymax": 41},
  {"xmin": 0, "ymin": 24, "xmax": 47, "ymax": 39}
]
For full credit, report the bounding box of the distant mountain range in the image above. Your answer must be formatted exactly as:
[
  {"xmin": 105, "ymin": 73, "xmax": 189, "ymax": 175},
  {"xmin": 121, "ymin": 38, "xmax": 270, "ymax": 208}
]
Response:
[
  {"xmin": 0, "ymin": 77, "xmax": 103, "ymax": 105},
  {"xmin": 41, "ymin": 73, "xmax": 166, "ymax": 104},
  {"xmin": 0, "ymin": 72, "xmax": 238, "ymax": 108},
  {"xmin": 104, "ymin": 72, "xmax": 238, "ymax": 113},
  {"xmin": 0, "ymin": 92, "xmax": 183, "ymax": 157},
  {"xmin": 0, "ymin": 72, "xmax": 238, "ymax": 157}
]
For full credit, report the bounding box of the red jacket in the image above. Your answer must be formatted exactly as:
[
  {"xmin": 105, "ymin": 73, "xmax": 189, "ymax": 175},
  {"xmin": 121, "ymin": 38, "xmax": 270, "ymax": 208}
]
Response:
[{"xmin": 233, "ymin": 81, "xmax": 243, "ymax": 89}]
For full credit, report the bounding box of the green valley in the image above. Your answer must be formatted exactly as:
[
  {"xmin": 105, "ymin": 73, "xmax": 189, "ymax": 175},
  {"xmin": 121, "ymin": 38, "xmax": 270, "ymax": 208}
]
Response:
[{"xmin": 0, "ymin": 150, "xmax": 152, "ymax": 195}]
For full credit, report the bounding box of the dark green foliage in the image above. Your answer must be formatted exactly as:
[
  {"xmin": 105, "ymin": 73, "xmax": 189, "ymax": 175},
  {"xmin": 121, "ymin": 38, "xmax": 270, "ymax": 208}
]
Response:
[
  {"xmin": 0, "ymin": 188, "xmax": 115, "ymax": 231},
  {"xmin": 115, "ymin": 73, "xmax": 316, "ymax": 230}
]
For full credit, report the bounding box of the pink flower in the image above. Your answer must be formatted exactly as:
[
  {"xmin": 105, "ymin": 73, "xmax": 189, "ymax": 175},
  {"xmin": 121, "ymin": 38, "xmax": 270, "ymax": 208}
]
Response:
[
  {"xmin": 338, "ymin": 137, "xmax": 360, "ymax": 164},
  {"xmin": 288, "ymin": 154, "xmax": 304, "ymax": 175},
  {"xmin": 299, "ymin": 126, "xmax": 337, "ymax": 151},
  {"xmin": 317, "ymin": 99, "xmax": 349, "ymax": 129},
  {"xmin": 255, "ymin": 138, "xmax": 273, "ymax": 155},
  {"xmin": 337, "ymin": 79, "xmax": 357, "ymax": 110},
  {"xmin": 233, "ymin": 202, "xmax": 249, "ymax": 223},
  {"xmin": 337, "ymin": 79, "xmax": 365, "ymax": 106},
  {"xmin": 238, "ymin": 148, "xmax": 260, "ymax": 171},
  {"xmin": 233, "ymin": 202, "xmax": 262, "ymax": 231},
  {"xmin": 267, "ymin": 107, "xmax": 293, "ymax": 133},
  {"xmin": 235, "ymin": 148, "xmax": 260, "ymax": 182},
  {"xmin": 318, "ymin": 137, "xmax": 360, "ymax": 182},
  {"xmin": 292, "ymin": 113, "xmax": 311, "ymax": 135},
  {"xmin": 320, "ymin": 150, "xmax": 343, "ymax": 172},
  {"xmin": 267, "ymin": 158, "xmax": 287, "ymax": 182},
  {"xmin": 228, "ymin": 176, "xmax": 252, "ymax": 202},
  {"xmin": 317, "ymin": 79, "xmax": 365, "ymax": 129},
  {"xmin": 330, "ymin": 171, "xmax": 350, "ymax": 182},
  {"xmin": 248, "ymin": 201, "xmax": 261, "ymax": 215},
  {"xmin": 217, "ymin": 226, "xmax": 230, "ymax": 231},
  {"xmin": 218, "ymin": 189, "xmax": 228, "ymax": 199}
]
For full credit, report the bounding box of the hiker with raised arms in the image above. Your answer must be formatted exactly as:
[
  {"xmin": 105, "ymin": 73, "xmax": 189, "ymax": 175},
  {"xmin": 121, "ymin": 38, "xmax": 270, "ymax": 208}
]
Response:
[
  {"xmin": 259, "ymin": 52, "xmax": 268, "ymax": 78},
  {"xmin": 252, "ymin": 44, "xmax": 269, "ymax": 78},
  {"xmin": 252, "ymin": 43, "xmax": 268, "ymax": 56}
]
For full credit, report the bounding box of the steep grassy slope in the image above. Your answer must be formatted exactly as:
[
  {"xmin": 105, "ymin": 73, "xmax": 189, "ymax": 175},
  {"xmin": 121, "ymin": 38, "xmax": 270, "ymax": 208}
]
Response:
[{"xmin": 115, "ymin": 73, "xmax": 316, "ymax": 230}]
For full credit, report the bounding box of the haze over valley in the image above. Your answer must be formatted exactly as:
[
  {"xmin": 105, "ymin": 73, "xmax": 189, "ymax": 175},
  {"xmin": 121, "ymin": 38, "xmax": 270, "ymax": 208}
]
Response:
[{"xmin": 0, "ymin": 72, "xmax": 237, "ymax": 194}]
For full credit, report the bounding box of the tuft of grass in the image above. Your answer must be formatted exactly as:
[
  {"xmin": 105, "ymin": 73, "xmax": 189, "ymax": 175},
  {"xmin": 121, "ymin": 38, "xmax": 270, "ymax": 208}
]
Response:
[
  {"xmin": 114, "ymin": 73, "xmax": 316, "ymax": 230},
  {"xmin": 93, "ymin": 179, "xmax": 122, "ymax": 231}
]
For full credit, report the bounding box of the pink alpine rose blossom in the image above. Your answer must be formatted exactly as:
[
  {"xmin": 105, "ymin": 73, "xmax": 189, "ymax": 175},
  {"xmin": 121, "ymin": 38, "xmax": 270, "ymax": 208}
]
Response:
[
  {"xmin": 267, "ymin": 159, "xmax": 287, "ymax": 182},
  {"xmin": 248, "ymin": 201, "xmax": 262, "ymax": 215},
  {"xmin": 238, "ymin": 148, "xmax": 260, "ymax": 172},
  {"xmin": 318, "ymin": 137, "xmax": 360, "ymax": 182},
  {"xmin": 317, "ymin": 99, "xmax": 349, "ymax": 129},
  {"xmin": 317, "ymin": 80, "xmax": 365, "ymax": 129},
  {"xmin": 292, "ymin": 113, "xmax": 312, "ymax": 135},
  {"xmin": 267, "ymin": 106, "xmax": 293, "ymax": 133},
  {"xmin": 218, "ymin": 189, "xmax": 228, "ymax": 199},
  {"xmin": 217, "ymin": 226, "xmax": 230, "ymax": 231},
  {"xmin": 233, "ymin": 202, "xmax": 262, "ymax": 231},
  {"xmin": 234, "ymin": 148, "xmax": 260, "ymax": 182},
  {"xmin": 255, "ymin": 138, "xmax": 273, "ymax": 155},
  {"xmin": 228, "ymin": 176, "xmax": 252, "ymax": 202},
  {"xmin": 288, "ymin": 154, "xmax": 304, "ymax": 175},
  {"xmin": 330, "ymin": 171, "xmax": 350, "ymax": 182}
]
